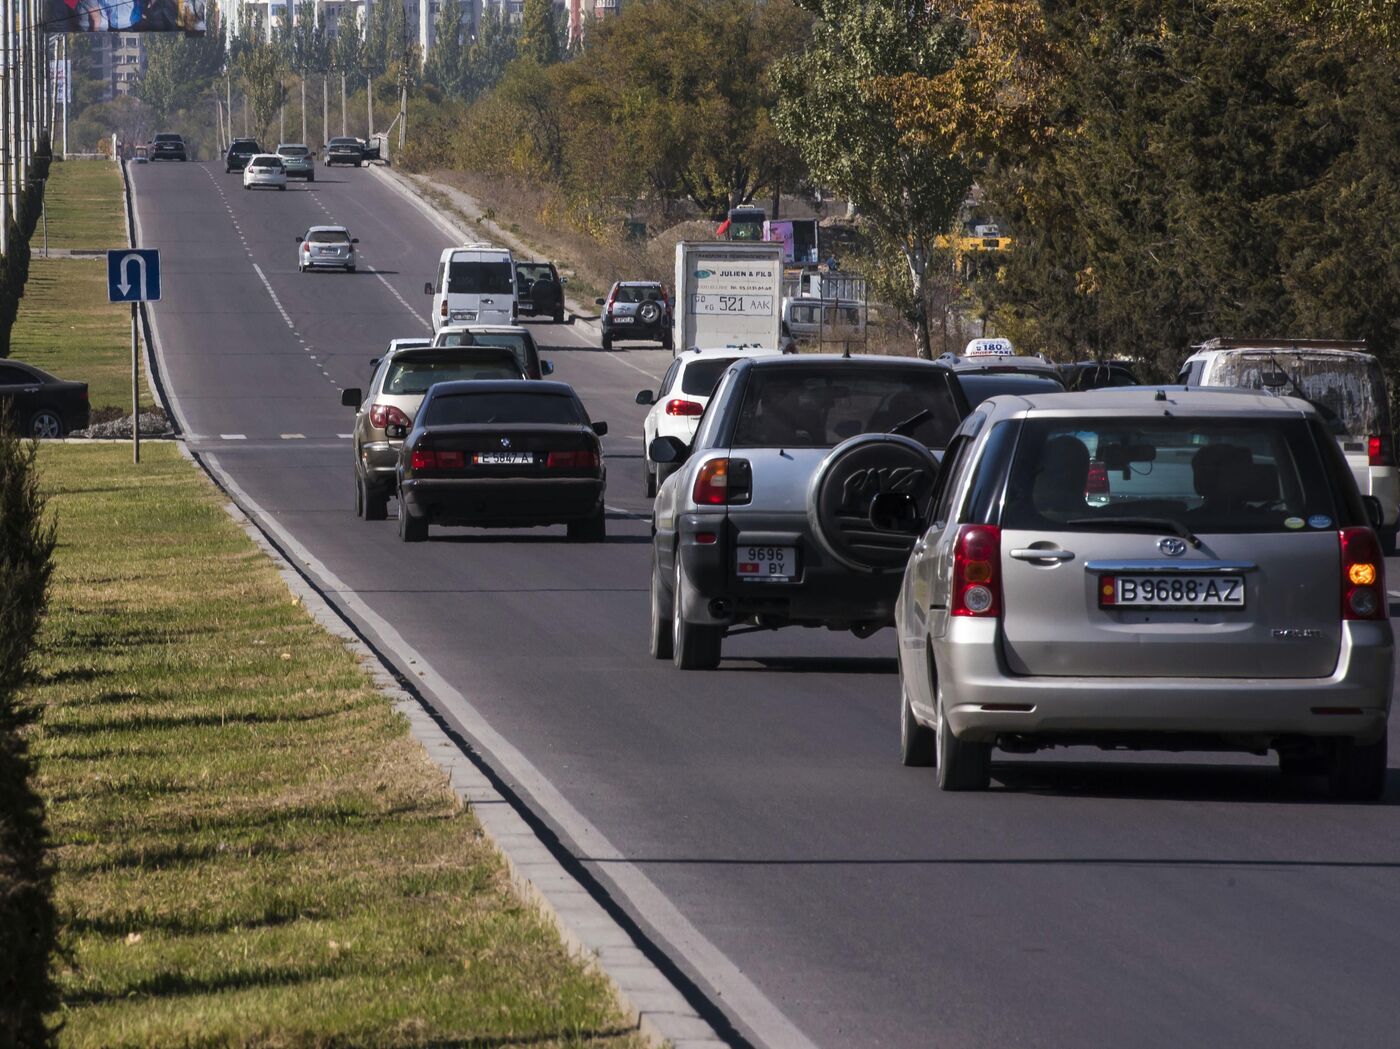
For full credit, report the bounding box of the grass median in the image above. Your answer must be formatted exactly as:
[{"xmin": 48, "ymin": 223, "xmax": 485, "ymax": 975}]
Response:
[
  {"xmin": 26, "ymin": 443, "xmax": 642, "ymax": 1048},
  {"xmin": 40, "ymin": 159, "xmax": 127, "ymax": 250}
]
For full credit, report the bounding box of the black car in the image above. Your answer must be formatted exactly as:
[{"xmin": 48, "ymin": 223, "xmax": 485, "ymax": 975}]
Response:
[
  {"xmin": 225, "ymin": 138, "xmax": 261, "ymax": 172},
  {"xmin": 596, "ymin": 281, "xmax": 673, "ymax": 351},
  {"xmin": 151, "ymin": 132, "xmax": 187, "ymax": 161},
  {"xmin": 325, "ymin": 137, "xmax": 364, "ymax": 167},
  {"xmin": 957, "ymin": 370, "xmax": 1066, "ymax": 407},
  {"xmin": 516, "ymin": 261, "xmax": 566, "ymax": 324},
  {"xmin": 1060, "ymin": 360, "xmax": 1140, "ymax": 391},
  {"xmin": 0, "ymin": 360, "xmax": 90, "ymax": 438},
  {"xmin": 395, "ymin": 380, "xmax": 607, "ymax": 543}
]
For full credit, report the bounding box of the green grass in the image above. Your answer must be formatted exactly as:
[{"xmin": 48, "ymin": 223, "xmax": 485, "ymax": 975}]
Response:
[
  {"xmin": 24, "ymin": 444, "xmax": 643, "ymax": 1049},
  {"xmin": 41, "ymin": 159, "xmax": 127, "ymax": 250},
  {"xmin": 9, "ymin": 258, "xmax": 153, "ymax": 413}
]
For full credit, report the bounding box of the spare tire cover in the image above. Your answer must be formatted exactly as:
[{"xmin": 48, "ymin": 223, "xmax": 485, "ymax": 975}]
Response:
[
  {"xmin": 532, "ymin": 278, "xmax": 559, "ymax": 308},
  {"xmin": 807, "ymin": 433, "xmax": 940, "ymax": 573}
]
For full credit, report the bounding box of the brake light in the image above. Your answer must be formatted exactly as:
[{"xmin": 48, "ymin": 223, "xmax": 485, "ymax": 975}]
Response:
[
  {"xmin": 440, "ymin": 298, "xmax": 448, "ymax": 318},
  {"xmin": 546, "ymin": 450, "xmax": 600, "ymax": 469},
  {"xmin": 692, "ymin": 458, "xmax": 752, "ymax": 505},
  {"xmin": 410, "ymin": 449, "xmax": 435, "ymax": 470},
  {"xmin": 409, "ymin": 449, "xmax": 464, "ymax": 470},
  {"xmin": 1340, "ymin": 527, "xmax": 1387, "ymax": 620},
  {"xmin": 1369, "ymin": 434, "xmax": 1394, "ymax": 467},
  {"xmin": 664, "ymin": 398, "xmax": 704, "ymax": 417},
  {"xmin": 1085, "ymin": 460, "xmax": 1110, "ymax": 496},
  {"xmin": 368, "ymin": 403, "xmax": 412, "ymax": 430},
  {"xmin": 951, "ymin": 525, "xmax": 1002, "ymax": 617}
]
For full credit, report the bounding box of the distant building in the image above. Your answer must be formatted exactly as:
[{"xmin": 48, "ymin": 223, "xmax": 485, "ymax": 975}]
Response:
[
  {"xmin": 567, "ymin": 0, "xmax": 619, "ymax": 48},
  {"xmin": 89, "ymin": 33, "xmax": 146, "ymax": 100}
]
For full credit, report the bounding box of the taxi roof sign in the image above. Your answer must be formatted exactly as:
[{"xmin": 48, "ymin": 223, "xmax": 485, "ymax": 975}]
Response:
[{"xmin": 965, "ymin": 337, "xmax": 1014, "ymax": 357}]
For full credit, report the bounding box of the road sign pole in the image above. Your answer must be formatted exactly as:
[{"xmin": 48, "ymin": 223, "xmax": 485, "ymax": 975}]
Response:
[{"xmin": 131, "ymin": 301, "xmax": 140, "ymax": 464}]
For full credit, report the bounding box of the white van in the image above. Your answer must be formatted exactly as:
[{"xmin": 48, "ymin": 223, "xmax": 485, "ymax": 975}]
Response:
[
  {"xmin": 1179, "ymin": 338, "xmax": 1399, "ymax": 548},
  {"xmin": 425, "ymin": 245, "xmax": 517, "ymax": 331}
]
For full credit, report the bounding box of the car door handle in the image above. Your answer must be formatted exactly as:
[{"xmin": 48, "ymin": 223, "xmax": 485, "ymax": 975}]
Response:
[{"xmin": 1010, "ymin": 548, "xmax": 1075, "ymax": 562}]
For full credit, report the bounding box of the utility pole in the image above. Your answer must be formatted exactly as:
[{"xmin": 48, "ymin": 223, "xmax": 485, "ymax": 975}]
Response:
[
  {"xmin": 340, "ymin": 70, "xmax": 346, "ymax": 138},
  {"xmin": 1, "ymin": 0, "xmax": 10, "ymax": 258}
]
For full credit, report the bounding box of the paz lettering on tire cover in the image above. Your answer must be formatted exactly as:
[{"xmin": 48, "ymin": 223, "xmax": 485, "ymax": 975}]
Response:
[{"xmin": 807, "ymin": 433, "xmax": 939, "ymax": 573}]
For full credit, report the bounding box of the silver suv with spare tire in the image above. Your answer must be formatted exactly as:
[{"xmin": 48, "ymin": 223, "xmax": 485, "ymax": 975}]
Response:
[{"xmin": 647, "ymin": 355, "xmax": 970, "ymax": 669}]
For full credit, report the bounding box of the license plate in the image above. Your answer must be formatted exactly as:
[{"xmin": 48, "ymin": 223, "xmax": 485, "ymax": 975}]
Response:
[
  {"xmin": 612, "ymin": 316, "xmax": 634, "ymax": 324},
  {"xmin": 736, "ymin": 545, "xmax": 796, "ymax": 580},
  {"xmin": 473, "ymin": 452, "xmax": 534, "ymax": 465},
  {"xmin": 450, "ymin": 312, "xmax": 477, "ymax": 322},
  {"xmin": 1104, "ymin": 575, "xmax": 1245, "ymax": 607}
]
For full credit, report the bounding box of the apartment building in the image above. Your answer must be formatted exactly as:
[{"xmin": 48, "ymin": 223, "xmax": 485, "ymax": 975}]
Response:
[{"xmin": 89, "ymin": 33, "xmax": 147, "ymax": 99}]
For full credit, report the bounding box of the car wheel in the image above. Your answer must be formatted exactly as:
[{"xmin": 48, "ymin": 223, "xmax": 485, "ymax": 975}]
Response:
[
  {"xmin": 638, "ymin": 301, "xmax": 662, "ymax": 325},
  {"xmin": 644, "ymin": 459, "xmax": 657, "ymax": 499},
  {"xmin": 900, "ymin": 667, "xmax": 936, "ymax": 767},
  {"xmin": 397, "ymin": 497, "xmax": 428, "ymax": 542},
  {"xmin": 649, "ymin": 548, "xmax": 674, "ymax": 660},
  {"xmin": 554, "ymin": 308, "xmax": 566, "ymax": 324},
  {"xmin": 662, "ymin": 331, "xmax": 674, "ymax": 351},
  {"xmin": 354, "ymin": 474, "xmax": 365, "ymax": 518},
  {"xmin": 936, "ymin": 683, "xmax": 991, "ymax": 791},
  {"xmin": 28, "ymin": 409, "xmax": 63, "ymax": 440},
  {"xmin": 346, "ymin": 265, "xmax": 356, "ymax": 273},
  {"xmin": 567, "ymin": 505, "xmax": 606, "ymax": 541},
  {"xmin": 601, "ymin": 334, "xmax": 613, "ymax": 351},
  {"xmin": 1278, "ymin": 746, "xmax": 1328, "ymax": 777},
  {"xmin": 361, "ymin": 477, "xmax": 388, "ymax": 521},
  {"xmin": 672, "ymin": 559, "xmax": 722, "ymax": 670},
  {"xmin": 1380, "ymin": 525, "xmax": 1398, "ymax": 557},
  {"xmin": 279, "ymin": 184, "xmax": 286, "ymax": 191},
  {"xmin": 1326, "ymin": 734, "xmax": 1387, "ymax": 801},
  {"xmin": 308, "ymin": 173, "xmax": 315, "ymax": 182},
  {"xmin": 355, "ymin": 160, "xmax": 362, "ymax": 167}
]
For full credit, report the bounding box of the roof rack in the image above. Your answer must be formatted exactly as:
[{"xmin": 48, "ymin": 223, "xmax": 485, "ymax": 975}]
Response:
[{"xmin": 1195, "ymin": 337, "xmax": 1368, "ymax": 352}]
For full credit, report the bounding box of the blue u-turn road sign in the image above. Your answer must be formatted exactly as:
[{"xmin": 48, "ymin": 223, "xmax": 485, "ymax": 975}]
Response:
[{"xmin": 107, "ymin": 249, "xmax": 161, "ymax": 303}]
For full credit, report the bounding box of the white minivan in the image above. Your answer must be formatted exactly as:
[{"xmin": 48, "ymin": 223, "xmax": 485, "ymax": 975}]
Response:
[
  {"xmin": 1179, "ymin": 338, "xmax": 1399, "ymax": 549},
  {"xmin": 426, "ymin": 245, "xmax": 517, "ymax": 331}
]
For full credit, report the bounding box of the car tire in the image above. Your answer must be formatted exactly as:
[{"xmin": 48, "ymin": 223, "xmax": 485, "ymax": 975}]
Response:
[
  {"xmin": 672, "ymin": 559, "xmax": 722, "ymax": 670},
  {"xmin": 638, "ymin": 301, "xmax": 662, "ymax": 326},
  {"xmin": 354, "ymin": 474, "xmax": 365, "ymax": 518},
  {"xmin": 900, "ymin": 669, "xmax": 936, "ymax": 767},
  {"xmin": 355, "ymin": 160, "xmax": 362, "ymax": 168},
  {"xmin": 397, "ymin": 499, "xmax": 428, "ymax": 542},
  {"xmin": 363, "ymin": 478, "xmax": 388, "ymax": 522},
  {"xmin": 936, "ymin": 684, "xmax": 991, "ymax": 791},
  {"xmin": 1380, "ymin": 525, "xmax": 1398, "ymax": 557},
  {"xmin": 567, "ymin": 505, "xmax": 606, "ymax": 541},
  {"xmin": 1278, "ymin": 747, "xmax": 1328, "ymax": 777},
  {"xmin": 1326, "ymin": 734, "xmax": 1387, "ymax": 801},
  {"xmin": 662, "ymin": 331, "xmax": 674, "ymax": 352},
  {"xmin": 308, "ymin": 173, "xmax": 315, "ymax": 182},
  {"xmin": 346, "ymin": 265, "xmax": 356, "ymax": 273},
  {"xmin": 28, "ymin": 409, "xmax": 63, "ymax": 440},
  {"xmin": 649, "ymin": 549, "xmax": 674, "ymax": 660},
  {"xmin": 554, "ymin": 308, "xmax": 566, "ymax": 324},
  {"xmin": 601, "ymin": 334, "xmax": 612, "ymax": 351},
  {"xmin": 279, "ymin": 185, "xmax": 286, "ymax": 191},
  {"xmin": 644, "ymin": 459, "xmax": 657, "ymax": 499}
]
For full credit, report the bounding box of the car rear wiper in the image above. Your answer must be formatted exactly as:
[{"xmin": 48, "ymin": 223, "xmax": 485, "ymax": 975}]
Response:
[
  {"xmin": 887, "ymin": 408, "xmax": 931, "ymax": 438},
  {"xmin": 1064, "ymin": 516, "xmax": 1201, "ymax": 548}
]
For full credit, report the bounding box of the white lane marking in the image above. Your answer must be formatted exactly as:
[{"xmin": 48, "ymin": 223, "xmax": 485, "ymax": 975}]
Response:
[
  {"xmin": 337, "ymin": 433, "xmax": 353, "ymax": 439},
  {"xmin": 605, "ymin": 349, "xmax": 665, "ymax": 381},
  {"xmin": 252, "ymin": 263, "xmax": 297, "ymax": 331},
  {"xmin": 280, "ymin": 433, "xmax": 306, "ymax": 439},
  {"xmin": 369, "ymin": 267, "xmax": 431, "ymax": 330},
  {"xmin": 219, "ymin": 433, "xmax": 246, "ymax": 440},
  {"xmin": 199, "ymin": 457, "xmax": 820, "ymax": 1049}
]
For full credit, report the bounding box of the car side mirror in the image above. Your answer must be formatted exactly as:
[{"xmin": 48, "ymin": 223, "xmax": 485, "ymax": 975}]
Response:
[
  {"xmin": 385, "ymin": 423, "xmax": 407, "ymax": 440},
  {"xmin": 592, "ymin": 421, "xmax": 609, "ymax": 437},
  {"xmin": 369, "ymin": 357, "xmax": 380, "ymax": 368},
  {"xmin": 649, "ymin": 435, "xmax": 689, "ymax": 465},
  {"xmin": 868, "ymin": 491, "xmax": 926, "ymax": 535},
  {"xmin": 1362, "ymin": 495, "xmax": 1383, "ymax": 529},
  {"xmin": 351, "ymin": 238, "xmax": 360, "ymax": 244},
  {"xmin": 595, "ymin": 297, "xmax": 606, "ymax": 306},
  {"xmin": 560, "ymin": 277, "xmax": 568, "ymax": 285},
  {"xmin": 424, "ymin": 282, "xmax": 434, "ymax": 295},
  {"xmin": 341, "ymin": 388, "xmax": 362, "ymax": 407},
  {"xmin": 541, "ymin": 360, "xmax": 555, "ymax": 376},
  {"xmin": 295, "ymin": 235, "xmax": 304, "ymax": 243},
  {"xmin": 635, "ymin": 389, "xmax": 655, "ymax": 406}
]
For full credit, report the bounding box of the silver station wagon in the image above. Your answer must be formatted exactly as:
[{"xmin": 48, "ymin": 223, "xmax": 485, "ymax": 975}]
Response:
[{"xmin": 895, "ymin": 388, "xmax": 1393, "ymax": 799}]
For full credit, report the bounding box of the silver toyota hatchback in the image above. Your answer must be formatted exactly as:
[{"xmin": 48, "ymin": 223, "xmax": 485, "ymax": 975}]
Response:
[{"xmin": 895, "ymin": 388, "xmax": 1393, "ymax": 799}]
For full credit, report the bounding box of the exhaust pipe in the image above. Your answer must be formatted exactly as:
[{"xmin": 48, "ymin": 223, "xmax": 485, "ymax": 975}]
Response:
[
  {"xmin": 708, "ymin": 598, "xmax": 734, "ymax": 619},
  {"xmin": 850, "ymin": 622, "xmax": 882, "ymax": 639}
]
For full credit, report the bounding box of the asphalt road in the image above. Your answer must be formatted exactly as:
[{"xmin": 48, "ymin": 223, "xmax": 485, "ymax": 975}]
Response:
[{"xmin": 132, "ymin": 160, "xmax": 1400, "ymax": 1049}]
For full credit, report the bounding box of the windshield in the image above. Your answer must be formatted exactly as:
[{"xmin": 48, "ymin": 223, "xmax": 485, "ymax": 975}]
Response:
[
  {"xmin": 231, "ymin": 141, "xmax": 259, "ymax": 153},
  {"xmin": 448, "ymin": 260, "xmax": 513, "ymax": 295},
  {"xmin": 958, "ymin": 373, "xmax": 1065, "ymax": 407},
  {"xmin": 384, "ymin": 354, "xmax": 524, "ymax": 394},
  {"xmin": 308, "ymin": 229, "xmax": 349, "ymax": 243},
  {"xmin": 680, "ymin": 358, "xmax": 737, "ymax": 396},
  {"xmin": 278, "ymin": 145, "xmax": 309, "ymax": 156},
  {"xmin": 517, "ymin": 264, "xmax": 554, "ymax": 282},
  {"xmin": 1001, "ymin": 416, "xmax": 1338, "ymax": 534},
  {"xmin": 614, "ymin": 285, "xmax": 663, "ymax": 304},
  {"xmin": 731, "ymin": 368, "xmax": 963, "ymax": 449},
  {"xmin": 422, "ymin": 392, "xmax": 583, "ymax": 426},
  {"xmin": 1211, "ymin": 352, "xmax": 1389, "ymax": 437}
]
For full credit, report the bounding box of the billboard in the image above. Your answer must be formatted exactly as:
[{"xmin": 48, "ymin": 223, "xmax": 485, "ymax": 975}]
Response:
[{"xmin": 48, "ymin": 0, "xmax": 206, "ymax": 32}]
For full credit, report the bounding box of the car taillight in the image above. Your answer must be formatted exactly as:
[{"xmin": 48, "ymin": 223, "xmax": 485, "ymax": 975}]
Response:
[
  {"xmin": 368, "ymin": 403, "xmax": 412, "ymax": 430},
  {"xmin": 440, "ymin": 298, "xmax": 448, "ymax": 318},
  {"xmin": 409, "ymin": 449, "xmax": 464, "ymax": 470},
  {"xmin": 410, "ymin": 449, "xmax": 435, "ymax": 470},
  {"xmin": 1340, "ymin": 526, "xmax": 1387, "ymax": 620},
  {"xmin": 546, "ymin": 450, "xmax": 600, "ymax": 469},
  {"xmin": 692, "ymin": 458, "xmax": 751, "ymax": 505},
  {"xmin": 660, "ymin": 284, "xmax": 670, "ymax": 307},
  {"xmin": 1368, "ymin": 434, "xmax": 1394, "ymax": 467},
  {"xmin": 1085, "ymin": 460, "xmax": 1110, "ymax": 496},
  {"xmin": 664, "ymin": 398, "xmax": 704, "ymax": 417},
  {"xmin": 951, "ymin": 525, "xmax": 1002, "ymax": 617}
]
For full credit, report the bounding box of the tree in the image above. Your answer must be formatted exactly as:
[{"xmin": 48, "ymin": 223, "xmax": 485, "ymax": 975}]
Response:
[
  {"xmin": 774, "ymin": 0, "xmax": 973, "ymax": 359},
  {"xmin": 519, "ymin": 0, "xmax": 559, "ymax": 66},
  {"xmin": 464, "ymin": 5, "xmax": 517, "ymax": 100},
  {"xmin": 288, "ymin": 0, "xmax": 320, "ymax": 143},
  {"xmin": 240, "ymin": 35, "xmax": 288, "ymax": 145},
  {"xmin": 424, "ymin": 0, "xmax": 466, "ymax": 97},
  {"xmin": 138, "ymin": 37, "xmax": 187, "ymax": 126}
]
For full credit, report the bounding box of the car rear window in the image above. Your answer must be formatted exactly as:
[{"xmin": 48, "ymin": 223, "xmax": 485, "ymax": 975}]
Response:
[
  {"xmin": 279, "ymin": 145, "xmax": 309, "ymax": 156},
  {"xmin": 384, "ymin": 353, "xmax": 524, "ymax": 394},
  {"xmin": 1209, "ymin": 352, "xmax": 1389, "ymax": 437},
  {"xmin": 1001, "ymin": 416, "xmax": 1340, "ymax": 534},
  {"xmin": 434, "ymin": 331, "xmax": 534, "ymax": 374},
  {"xmin": 231, "ymin": 141, "xmax": 258, "ymax": 153},
  {"xmin": 155, "ymin": 134, "xmax": 181, "ymax": 142},
  {"xmin": 730, "ymin": 367, "xmax": 963, "ymax": 449},
  {"xmin": 680, "ymin": 358, "xmax": 736, "ymax": 396},
  {"xmin": 308, "ymin": 229, "xmax": 349, "ymax": 243},
  {"xmin": 448, "ymin": 260, "xmax": 513, "ymax": 295},
  {"xmin": 958, "ymin": 373, "xmax": 1065, "ymax": 406},
  {"xmin": 615, "ymin": 285, "xmax": 663, "ymax": 304},
  {"xmin": 517, "ymin": 264, "xmax": 554, "ymax": 282},
  {"xmin": 252, "ymin": 157, "xmax": 282, "ymax": 168},
  {"xmin": 422, "ymin": 392, "xmax": 583, "ymax": 426}
]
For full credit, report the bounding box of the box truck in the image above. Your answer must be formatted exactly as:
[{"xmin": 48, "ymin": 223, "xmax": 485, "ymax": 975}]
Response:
[{"xmin": 673, "ymin": 241, "xmax": 786, "ymax": 353}]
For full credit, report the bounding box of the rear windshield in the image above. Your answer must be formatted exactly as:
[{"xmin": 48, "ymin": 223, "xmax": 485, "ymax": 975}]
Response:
[
  {"xmin": 330, "ymin": 138, "xmax": 359, "ymax": 146},
  {"xmin": 615, "ymin": 285, "xmax": 663, "ymax": 304},
  {"xmin": 1001, "ymin": 416, "xmax": 1339, "ymax": 534},
  {"xmin": 434, "ymin": 331, "xmax": 534, "ymax": 373},
  {"xmin": 308, "ymin": 229, "xmax": 349, "ymax": 243},
  {"xmin": 1066, "ymin": 364, "xmax": 1138, "ymax": 390},
  {"xmin": 1210, "ymin": 352, "xmax": 1389, "ymax": 437},
  {"xmin": 231, "ymin": 141, "xmax": 259, "ymax": 153},
  {"xmin": 384, "ymin": 353, "xmax": 523, "ymax": 394},
  {"xmin": 680, "ymin": 358, "xmax": 736, "ymax": 396},
  {"xmin": 278, "ymin": 145, "xmax": 309, "ymax": 156},
  {"xmin": 155, "ymin": 134, "xmax": 181, "ymax": 142},
  {"xmin": 730, "ymin": 368, "xmax": 963, "ymax": 449},
  {"xmin": 422, "ymin": 392, "xmax": 583, "ymax": 426},
  {"xmin": 958, "ymin": 373, "xmax": 1065, "ymax": 406},
  {"xmin": 448, "ymin": 260, "xmax": 513, "ymax": 295},
  {"xmin": 251, "ymin": 157, "xmax": 282, "ymax": 168},
  {"xmin": 517, "ymin": 264, "xmax": 554, "ymax": 282}
]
